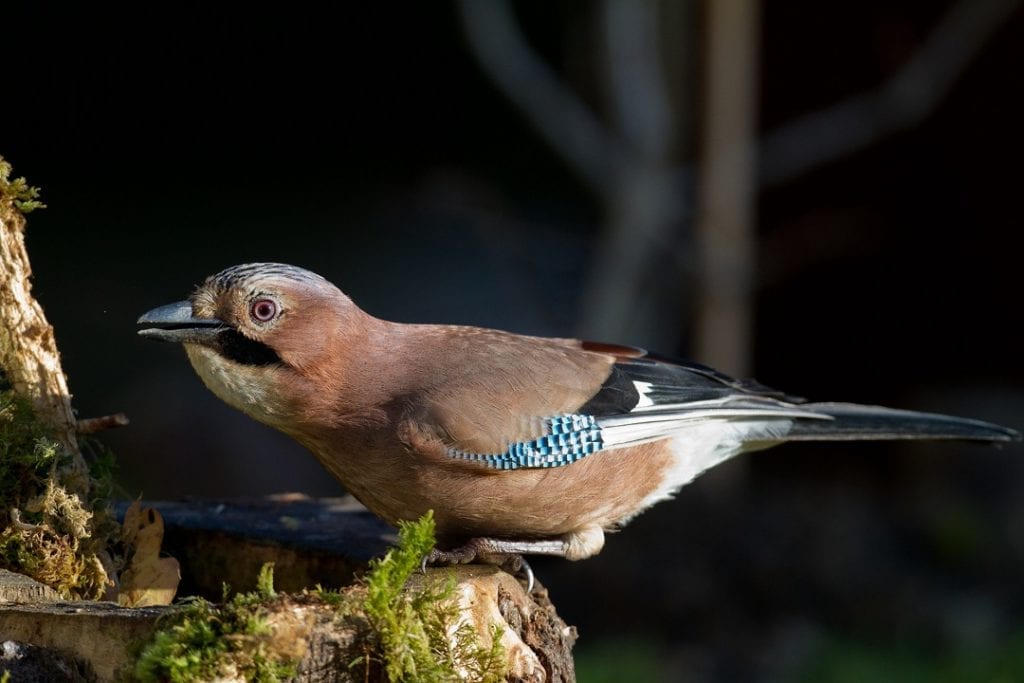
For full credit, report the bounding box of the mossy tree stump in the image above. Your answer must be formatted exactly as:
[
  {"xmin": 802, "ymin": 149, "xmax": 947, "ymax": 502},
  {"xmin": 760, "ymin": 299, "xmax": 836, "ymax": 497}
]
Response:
[
  {"xmin": 0, "ymin": 158, "xmax": 118, "ymax": 599},
  {"xmin": 1, "ymin": 498, "xmax": 578, "ymax": 682}
]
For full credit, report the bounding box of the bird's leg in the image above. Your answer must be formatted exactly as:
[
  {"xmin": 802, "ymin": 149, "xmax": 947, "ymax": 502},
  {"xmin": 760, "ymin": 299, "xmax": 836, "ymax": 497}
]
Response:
[
  {"xmin": 427, "ymin": 537, "xmax": 570, "ymax": 563},
  {"xmin": 421, "ymin": 537, "xmax": 569, "ymax": 593}
]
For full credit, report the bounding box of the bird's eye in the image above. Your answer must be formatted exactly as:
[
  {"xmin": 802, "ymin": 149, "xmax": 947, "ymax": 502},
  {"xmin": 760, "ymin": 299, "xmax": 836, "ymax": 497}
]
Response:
[{"xmin": 250, "ymin": 299, "xmax": 278, "ymax": 322}]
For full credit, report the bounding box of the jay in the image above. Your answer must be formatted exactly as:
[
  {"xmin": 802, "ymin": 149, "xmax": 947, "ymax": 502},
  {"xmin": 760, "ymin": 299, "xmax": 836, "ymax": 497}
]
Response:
[{"xmin": 138, "ymin": 263, "xmax": 1019, "ymax": 569}]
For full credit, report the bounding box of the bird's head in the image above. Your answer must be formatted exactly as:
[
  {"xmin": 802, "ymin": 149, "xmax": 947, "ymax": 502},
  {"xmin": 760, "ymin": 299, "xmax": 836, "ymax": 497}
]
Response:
[{"xmin": 137, "ymin": 263, "xmax": 370, "ymax": 428}]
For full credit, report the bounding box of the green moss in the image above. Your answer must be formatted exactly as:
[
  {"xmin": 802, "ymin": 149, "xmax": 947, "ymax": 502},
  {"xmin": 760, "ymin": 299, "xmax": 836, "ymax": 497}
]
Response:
[
  {"xmin": 361, "ymin": 511, "xmax": 507, "ymax": 683},
  {"xmin": 136, "ymin": 514, "xmax": 509, "ymax": 682},
  {"xmin": 255, "ymin": 560, "xmax": 276, "ymax": 599},
  {"xmin": 0, "ymin": 389, "xmax": 65, "ymax": 509},
  {"xmin": 0, "ymin": 160, "xmax": 120, "ymax": 598},
  {"xmin": 0, "ymin": 387, "xmax": 117, "ymax": 598},
  {"xmin": 0, "ymin": 389, "xmax": 79, "ymax": 592},
  {"xmin": 311, "ymin": 582, "xmax": 351, "ymax": 609},
  {"xmin": 0, "ymin": 532, "xmax": 38, "ymax": 572},
  {"xmin": 135, "ymin": 563, "xmax": 298, "ymax": 683},
  {"xmin": 0, "ymin": 156, "xmax": 45, "ymax": 213}
]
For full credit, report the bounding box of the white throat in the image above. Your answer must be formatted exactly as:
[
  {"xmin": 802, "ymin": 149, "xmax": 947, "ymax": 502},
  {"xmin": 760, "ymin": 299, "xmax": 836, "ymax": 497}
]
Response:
[{"xmin": 185, "ymin": 344, "xmax": 294, "ymax": 428}]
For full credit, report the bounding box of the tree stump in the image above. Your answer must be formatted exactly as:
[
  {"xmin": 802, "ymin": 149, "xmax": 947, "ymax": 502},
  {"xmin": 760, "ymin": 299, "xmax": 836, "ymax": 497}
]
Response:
[{"xmin": 0, "ymin": 497, "xmax": 578, "ymax": 682}]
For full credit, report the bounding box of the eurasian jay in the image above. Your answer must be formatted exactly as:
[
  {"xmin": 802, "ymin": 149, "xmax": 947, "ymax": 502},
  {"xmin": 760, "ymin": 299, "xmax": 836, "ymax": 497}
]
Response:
[{"xmin": 138, "ymin": 263, "xmax": 1019, "ymax": 569}]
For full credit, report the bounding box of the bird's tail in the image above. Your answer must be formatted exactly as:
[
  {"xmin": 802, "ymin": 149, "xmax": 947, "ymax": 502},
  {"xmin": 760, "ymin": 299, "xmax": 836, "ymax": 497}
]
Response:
[{"xmin": 783, "ymin": 402, "xmax": 1020, "ymax": 443}]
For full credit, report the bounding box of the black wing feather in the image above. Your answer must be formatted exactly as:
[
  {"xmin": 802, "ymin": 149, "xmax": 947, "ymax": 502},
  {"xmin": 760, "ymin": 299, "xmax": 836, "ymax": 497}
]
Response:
[
  {"xmin": 578, "ymin": 345, "xmax": 801, "ymax": 417},
  {"xmin": 578, "ymin": 344, "xmax": 1019, "ymax": 444}
]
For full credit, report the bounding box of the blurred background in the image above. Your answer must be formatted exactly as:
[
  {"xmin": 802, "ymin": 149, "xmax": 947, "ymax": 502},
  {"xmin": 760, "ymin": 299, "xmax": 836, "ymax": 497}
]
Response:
[{"xmin": 3, "ymin": 1, "xmax": 1023, "ymax": 680}]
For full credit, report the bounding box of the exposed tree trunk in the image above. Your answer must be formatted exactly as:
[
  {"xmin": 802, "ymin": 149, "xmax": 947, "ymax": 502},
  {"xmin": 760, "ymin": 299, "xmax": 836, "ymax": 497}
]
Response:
[{"xmin": 0, "ymin": 167, "xmax": 89, "ymax": 496}]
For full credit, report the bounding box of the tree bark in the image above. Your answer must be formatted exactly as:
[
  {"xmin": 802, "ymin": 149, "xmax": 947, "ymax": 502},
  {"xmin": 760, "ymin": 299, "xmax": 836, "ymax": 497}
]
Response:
[{"xmin": 0, "ymin": 166, "xmax": 89, "ymax": 496}]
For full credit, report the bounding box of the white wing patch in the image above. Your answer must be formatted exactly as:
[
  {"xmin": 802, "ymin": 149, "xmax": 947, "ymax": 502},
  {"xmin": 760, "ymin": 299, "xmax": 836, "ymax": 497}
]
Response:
[
  {"xmin": 634, "ymin": 381, "xmax": 656, "ymax": 408},
  {"xmin": 598, "ymin": 401, "xmax": 830, "ymax": 449}
]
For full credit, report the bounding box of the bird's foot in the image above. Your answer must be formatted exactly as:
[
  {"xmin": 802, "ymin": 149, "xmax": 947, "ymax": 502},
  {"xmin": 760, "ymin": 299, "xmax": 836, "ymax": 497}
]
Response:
[
  {"xmin": 422, "ymin": 548, "xmax": 535, "ymax": 593},
  {"xmin": 420, "ymin": 537, "xmax": 566, "ymax": 593}
]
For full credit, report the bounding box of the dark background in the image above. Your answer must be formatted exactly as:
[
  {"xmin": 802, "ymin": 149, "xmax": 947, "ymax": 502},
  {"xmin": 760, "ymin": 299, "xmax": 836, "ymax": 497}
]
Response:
[{"xmin": 4, "ymin": 2, "xmax": 1023, "ymax": 680}]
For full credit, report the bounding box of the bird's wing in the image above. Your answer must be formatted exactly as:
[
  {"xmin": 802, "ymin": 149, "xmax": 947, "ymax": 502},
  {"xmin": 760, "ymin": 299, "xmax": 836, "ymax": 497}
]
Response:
[
  {"xmin": 409, "ymin": 335, "xmax": 827, "ymax": 471},
  {"xmin": 572, "ymin": 342, "xmax": 825, "ymax": 452},
  {"xmin": 574, "ymin": 341, "xmax": 804, "ymax": 412},
  {"xmin": 412, "ymin": 336, "xmax": 1018, "ymax": 472}
]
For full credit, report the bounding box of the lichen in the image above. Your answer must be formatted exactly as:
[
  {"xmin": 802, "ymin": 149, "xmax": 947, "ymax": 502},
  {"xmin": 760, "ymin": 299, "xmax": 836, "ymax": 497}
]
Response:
[{"xmin": 0, "ymin": 386, "xmax": 116, "ymax": 598}]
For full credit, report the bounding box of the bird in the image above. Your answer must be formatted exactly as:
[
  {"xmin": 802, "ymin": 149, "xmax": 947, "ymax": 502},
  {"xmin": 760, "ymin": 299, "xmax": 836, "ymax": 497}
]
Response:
[{"xmin": 137, "ymin": 263, "xmax": 1020, "ymax": 573}]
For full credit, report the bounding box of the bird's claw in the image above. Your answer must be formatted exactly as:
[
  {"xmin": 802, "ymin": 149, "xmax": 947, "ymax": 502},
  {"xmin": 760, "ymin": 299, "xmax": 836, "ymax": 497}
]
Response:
[
  {"xmin": 486, "ymin": 553, "xmax": 534, "ymax": 592},
  {"xmin": 515, "ymin": 556, "xmax": 535, "ymax": 593},
  {"xmin": 420, "ymin": 546, "xmax": 535, "ymax": 593},
  {"xmin": 420, "ymin": 545, "xmax": 478, "ymax": 573}
]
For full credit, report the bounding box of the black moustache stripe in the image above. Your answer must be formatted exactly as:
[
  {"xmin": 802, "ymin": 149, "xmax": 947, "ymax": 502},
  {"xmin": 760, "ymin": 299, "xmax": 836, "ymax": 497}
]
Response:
[{"xmin": 214, "ymin": 330, "xmax": 282, "ymax": 367}]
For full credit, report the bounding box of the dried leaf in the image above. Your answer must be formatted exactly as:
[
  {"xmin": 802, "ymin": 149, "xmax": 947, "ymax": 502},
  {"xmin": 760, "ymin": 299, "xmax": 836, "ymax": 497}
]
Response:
[{"xmin": 118, "ymin": 504, "xmax": 180, "ymax": 607}]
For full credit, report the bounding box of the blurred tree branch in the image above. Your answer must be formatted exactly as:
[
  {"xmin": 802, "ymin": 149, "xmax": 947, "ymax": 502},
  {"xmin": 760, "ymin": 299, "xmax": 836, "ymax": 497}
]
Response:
[
  {"xmin": 459, "ymin": 0, "xmax": 689, "ymax": 350},
  {"xmin": 458, "ymin": 0, "xmax": 1018, "ymax": 368},
  {"xmin": 581, "ymin": 1, "xmax": 688, "ymax": 348},
  {"xmin": 458, "ymin": 0, "xmax": 624, "ymax": 195},
  {"xmin": 761, "ymin": 0, "xmax": 1022, "ymax": 187}
]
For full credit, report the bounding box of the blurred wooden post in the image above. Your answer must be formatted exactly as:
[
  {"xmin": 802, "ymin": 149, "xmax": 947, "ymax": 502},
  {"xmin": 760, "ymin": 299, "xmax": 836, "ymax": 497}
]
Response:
[{"xmin": 694, "ymin": 0, "xmax": 760, "ymax": 378}]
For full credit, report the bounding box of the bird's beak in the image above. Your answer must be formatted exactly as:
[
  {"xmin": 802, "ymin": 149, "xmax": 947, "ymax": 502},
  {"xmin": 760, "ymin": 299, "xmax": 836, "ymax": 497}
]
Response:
[{"xmin": 137, "ymin": 300, "xmax": 226, "ymax": 344}]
